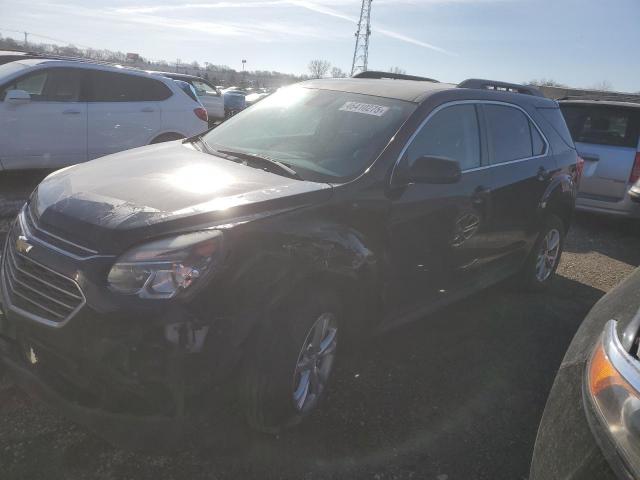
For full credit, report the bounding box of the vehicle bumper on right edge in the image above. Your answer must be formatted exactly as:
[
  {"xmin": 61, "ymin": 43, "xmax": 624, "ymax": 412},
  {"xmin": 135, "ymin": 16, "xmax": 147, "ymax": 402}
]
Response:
[
  {"xmin": 575, "ymin": 191, "xmax": 640, "ymax": 218},
  {"xmin": 530, "ymin": 267, "xmax": 640, "ymax": 480}
]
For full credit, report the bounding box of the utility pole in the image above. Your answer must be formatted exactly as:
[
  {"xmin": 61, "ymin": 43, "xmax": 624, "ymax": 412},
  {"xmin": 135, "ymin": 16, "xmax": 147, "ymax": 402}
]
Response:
[
  {"xmin": 350, "ymin": 0, "xmax": 373, "ymax": 76},
  {"xmin": 242, "ymin": 59, "xmax": 247, "ymax": 87},
  {"xmin": 24, "ymin": 31, "xmax": 28, "ymax": 48}
]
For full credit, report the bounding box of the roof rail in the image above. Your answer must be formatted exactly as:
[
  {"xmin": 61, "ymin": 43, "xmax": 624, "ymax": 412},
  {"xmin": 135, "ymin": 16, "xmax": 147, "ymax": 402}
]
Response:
[
  {"xmin": 20, "ymin": 51, "xmax": 134, "ymax": 69},
  {"xmin": 353, "ymin": 71, "xmax": 439, "ymax": 83},
  {"xmin": 458, "ymin": 79, "xmax": 544, "ymax": 97},
  {"xmin": 558, "ymin": 95, "xmax": 640, "ymax": 104}
]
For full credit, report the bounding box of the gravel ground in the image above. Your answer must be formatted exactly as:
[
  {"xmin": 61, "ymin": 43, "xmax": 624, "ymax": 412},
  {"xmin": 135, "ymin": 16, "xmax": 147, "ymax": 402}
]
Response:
[{"xmin": 0, "ymin": 175, "xmax": 639, "ymax": 480}]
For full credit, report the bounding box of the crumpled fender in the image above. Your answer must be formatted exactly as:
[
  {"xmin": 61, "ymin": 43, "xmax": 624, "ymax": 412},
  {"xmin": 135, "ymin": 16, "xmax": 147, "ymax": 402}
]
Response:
[{"xmin": 218, "ymin": 216, "xmax": 381, "ymax": 344}]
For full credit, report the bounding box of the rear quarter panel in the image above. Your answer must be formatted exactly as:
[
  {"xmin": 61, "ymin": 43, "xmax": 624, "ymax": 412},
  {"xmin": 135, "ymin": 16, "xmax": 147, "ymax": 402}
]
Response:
[{"xmin": 157, "ymin": 87, "xmax": 208, "ymax": 139}]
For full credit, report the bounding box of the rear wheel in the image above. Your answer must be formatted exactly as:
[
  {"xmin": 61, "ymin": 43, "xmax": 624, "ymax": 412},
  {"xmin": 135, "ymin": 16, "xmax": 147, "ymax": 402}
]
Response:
[
  {"xmin": 519, "ymin": 214, "xmax": 565, "ymax": 291},
  {"xmin": 241, "ymin": 288, "xmax": 341, "ymax": 433}
]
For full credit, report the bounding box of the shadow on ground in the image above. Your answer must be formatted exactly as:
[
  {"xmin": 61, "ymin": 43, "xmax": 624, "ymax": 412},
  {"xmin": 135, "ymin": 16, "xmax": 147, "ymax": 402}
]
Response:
[{"xmin": 0, "ymin": 274, "xmax": 603, "ymax": 480}]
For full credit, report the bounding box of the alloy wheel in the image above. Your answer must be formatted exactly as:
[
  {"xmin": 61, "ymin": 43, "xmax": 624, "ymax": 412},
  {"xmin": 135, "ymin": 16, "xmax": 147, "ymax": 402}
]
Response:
[
  {"xmin": 292, "ymin": 312, "xmax": 338, "ymax": 413},
  {"xmin": 535, "ymin": 228, "xmax": 561, "ymax": 282}
]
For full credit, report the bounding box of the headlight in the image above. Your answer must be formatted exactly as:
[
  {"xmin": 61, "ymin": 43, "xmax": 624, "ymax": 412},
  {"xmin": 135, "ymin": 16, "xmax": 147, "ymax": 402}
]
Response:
[
  {"xmin": 586, "ymin": 319, "xmax": 640, "ymax": 476},
  {"xmin": 107, "ymin": 230, "xmax": 223, "ymax": 299}
]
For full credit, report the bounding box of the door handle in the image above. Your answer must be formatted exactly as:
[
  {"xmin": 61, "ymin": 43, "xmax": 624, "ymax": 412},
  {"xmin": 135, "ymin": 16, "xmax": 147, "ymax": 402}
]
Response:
[
  {"xmin": 537, "ymin": 166, "xmax": 551, "ymax": 182},
  {"xmin": 141, "ymin": 107, "xmax": 155, "ymax": 113},
  {"xmin": 62, "ymin": 109, "xmax": 81, "ymax": 115}
]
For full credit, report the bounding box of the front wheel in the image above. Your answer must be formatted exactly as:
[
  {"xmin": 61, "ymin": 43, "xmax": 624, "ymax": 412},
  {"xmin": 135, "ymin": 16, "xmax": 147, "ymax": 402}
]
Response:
[
  {"xmin": 519, "ymin": 214, "xmax": 565, "ymax": 291},
  {"xmin": 241, "ymin": 289, "xmax": 341, "ymax": 433}
]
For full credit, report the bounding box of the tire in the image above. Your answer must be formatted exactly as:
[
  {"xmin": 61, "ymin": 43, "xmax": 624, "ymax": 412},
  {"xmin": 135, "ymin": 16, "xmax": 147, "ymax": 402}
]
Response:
[
  {"xmin": 519, "ymin": 214, "xmax": 565, "ymax": 291},
  {"xmin": 149, "ymin": 133, "xmax": 184, "ymax": 144},
  {"xmin": 241, "ymin": 288, "xmax": 341, "ymax": 434}
]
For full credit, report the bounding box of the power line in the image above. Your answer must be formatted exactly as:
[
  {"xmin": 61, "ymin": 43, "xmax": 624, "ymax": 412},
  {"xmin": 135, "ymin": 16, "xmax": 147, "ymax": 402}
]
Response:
[{"xmin": 0, "ymin": 27, "xmax": 94, "ymax": 50}]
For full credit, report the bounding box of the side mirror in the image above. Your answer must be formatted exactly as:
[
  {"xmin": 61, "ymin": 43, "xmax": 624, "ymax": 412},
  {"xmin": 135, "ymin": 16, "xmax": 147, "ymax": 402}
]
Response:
[
  {"xmin": 408, "ymin": 155, "xmax": 462, "ymax": 184},
  {"xmin": 5, "ymin": 89, "xmax": 31, "ymax": 105}
]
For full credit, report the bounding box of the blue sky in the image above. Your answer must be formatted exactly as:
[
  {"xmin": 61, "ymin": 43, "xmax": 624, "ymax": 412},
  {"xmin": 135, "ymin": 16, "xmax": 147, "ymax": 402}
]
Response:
[{"xmin": 1, "ymin": 0, "xmax": 638, "ymax": 92}]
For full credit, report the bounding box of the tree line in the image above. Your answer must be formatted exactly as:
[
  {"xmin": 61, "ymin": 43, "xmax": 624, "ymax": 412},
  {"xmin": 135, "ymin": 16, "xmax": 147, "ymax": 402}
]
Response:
[{"xmin": 0, "ymin": 34, "xmax": 303, "ymax": 89}]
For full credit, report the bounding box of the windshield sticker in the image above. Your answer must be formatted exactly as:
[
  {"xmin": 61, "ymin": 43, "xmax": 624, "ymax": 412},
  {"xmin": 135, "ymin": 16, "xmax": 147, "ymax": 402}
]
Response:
[{"xmin": 339, "ymin": 102, "xmax": 389, "ymax": 117}]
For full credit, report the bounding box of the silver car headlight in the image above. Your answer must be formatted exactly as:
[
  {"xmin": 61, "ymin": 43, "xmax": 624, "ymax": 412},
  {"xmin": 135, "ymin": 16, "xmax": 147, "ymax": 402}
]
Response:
[
  {"xmin": 586, "ymin": 319, "xmax": 640, "ymax": 477},
  {"xmin": 107, "ymin": 230, "xmax": 224, "ymax": 299}
]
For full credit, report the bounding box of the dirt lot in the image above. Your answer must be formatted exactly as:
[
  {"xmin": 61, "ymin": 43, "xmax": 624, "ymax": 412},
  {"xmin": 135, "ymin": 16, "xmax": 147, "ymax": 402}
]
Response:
[{"xmin": 0, "ymin": 175, "xmax": 639, "ymax": 480}]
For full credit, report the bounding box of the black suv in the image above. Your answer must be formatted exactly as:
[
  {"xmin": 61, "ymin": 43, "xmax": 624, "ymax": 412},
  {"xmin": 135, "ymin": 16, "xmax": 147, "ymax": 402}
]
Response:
[{"xmin": 0, "ymin": 72, "xmax": 579, "ymax": 444}]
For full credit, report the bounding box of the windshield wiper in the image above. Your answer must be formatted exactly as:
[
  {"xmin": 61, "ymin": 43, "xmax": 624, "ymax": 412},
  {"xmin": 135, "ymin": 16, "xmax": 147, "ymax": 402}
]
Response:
[{"xmin": 216, "ymin": 149, "xmax": 302, "ymax": 180}]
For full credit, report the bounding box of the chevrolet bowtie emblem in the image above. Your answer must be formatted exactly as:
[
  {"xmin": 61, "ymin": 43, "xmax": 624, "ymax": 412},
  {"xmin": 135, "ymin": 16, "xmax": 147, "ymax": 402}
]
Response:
[{"xmin": 16, "ymin": 235, "xmax": 33, "ymax": 254}]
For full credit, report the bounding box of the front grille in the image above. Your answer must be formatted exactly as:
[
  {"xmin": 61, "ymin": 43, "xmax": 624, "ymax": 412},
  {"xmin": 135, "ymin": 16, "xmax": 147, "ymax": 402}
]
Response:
[
  {"xmin": 25, "ymin": 203, "xmax": 98, "ymax": 258},
  {"xmin": 1, "ymin": 224, "xmax": 85, "ymax": 326}
]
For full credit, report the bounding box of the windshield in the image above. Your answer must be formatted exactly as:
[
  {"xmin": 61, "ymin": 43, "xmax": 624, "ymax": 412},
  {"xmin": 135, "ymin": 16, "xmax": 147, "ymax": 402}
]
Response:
[
  {"xmin": 0, "ymin": 60, "xmax": 28, "ymax": 78},
  {"xmin": 203, "ymin": 85, "xmax": 415, "ymax": 182}
]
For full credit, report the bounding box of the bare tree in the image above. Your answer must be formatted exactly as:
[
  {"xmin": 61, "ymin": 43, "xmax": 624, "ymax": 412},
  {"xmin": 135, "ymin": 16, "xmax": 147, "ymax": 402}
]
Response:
[
  {"xmin": 529, "ymin": 78, "xmax": 567, "ymax": 88},
  {"xmin": 591, "ymin": 80, "xmax": 613, "ymax": 92},
  {"xmin": 389, "ymin": 66, "xmax": 406, "ymax": 75},
  {"xmin": 308, "ymin": 59, "xmax": 331, "ymax": 79},
  {"xmin": 331, "ymin": 67, "xmax": 347, "ymax": 78}
]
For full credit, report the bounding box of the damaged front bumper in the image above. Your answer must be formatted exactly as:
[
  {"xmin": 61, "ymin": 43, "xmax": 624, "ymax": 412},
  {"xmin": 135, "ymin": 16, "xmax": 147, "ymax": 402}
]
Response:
[
  {"xmin": 0, "ymin": 334, "xmax": 189, "ymax": 450},
  {"xmin": 0, "ymin": 250, "xmax": 244, "ymax": 450},
  {"xmin": 0, "ymin": 302, "xmax": 246, "ymax": 450},
  {"xmin": 0, "ymin": 207, "xmax": 254, "ymax": 449}
]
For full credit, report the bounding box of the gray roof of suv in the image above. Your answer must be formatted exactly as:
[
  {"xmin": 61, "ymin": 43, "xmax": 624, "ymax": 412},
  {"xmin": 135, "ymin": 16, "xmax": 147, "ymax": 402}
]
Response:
[
  {"xmin": 559, "ymin": 99, "xmax": 640, "ymax": 109},
  {"xmin": 301, "ymin": 77, "xmax": 557, "ymax": 106},
  {"xmin": 301, "ymin": 78, "xmax": 455, "ymax": 103}
]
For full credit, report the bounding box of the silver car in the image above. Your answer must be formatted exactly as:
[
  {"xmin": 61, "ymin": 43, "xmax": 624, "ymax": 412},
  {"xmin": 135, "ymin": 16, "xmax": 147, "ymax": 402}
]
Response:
[{"xmin": 560, "ymin": 100, "xmax": 640, "ymax": 217}]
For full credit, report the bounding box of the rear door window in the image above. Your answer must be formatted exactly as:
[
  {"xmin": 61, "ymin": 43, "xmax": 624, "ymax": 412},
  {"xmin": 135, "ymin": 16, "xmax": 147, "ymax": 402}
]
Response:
[
  {"xmin": 88, "ymin": 71, "xmax": 172, "ymax": 102},
  {"xmin": 407, "ymin": 104, "xmax": 481, "ymax": 170},
  {"xmin": 484, "ymin": 104, "xmax": 538, "ymax": 164},
  {"xmin": 560, "ymin": 104, "xmax": 640, "ymax": 148}
]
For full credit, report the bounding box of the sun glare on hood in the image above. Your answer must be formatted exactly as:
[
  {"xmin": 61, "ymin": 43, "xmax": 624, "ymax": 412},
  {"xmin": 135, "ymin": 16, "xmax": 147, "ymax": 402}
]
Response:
[{"xmin": 166, "ymin": 164, "xmax": 234, "ymax": 195}]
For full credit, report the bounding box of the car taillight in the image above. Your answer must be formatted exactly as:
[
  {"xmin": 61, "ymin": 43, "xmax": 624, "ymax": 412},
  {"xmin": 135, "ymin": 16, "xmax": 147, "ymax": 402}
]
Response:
[
  {"xmin": 194, "ymin": 107, "xmax": 208, "ymax": 123},
  {"xmin": 575, "ymin": 155, "xmax": 585, "ymax": 183},
  {"xmin": 629, "ymin": 152, "xmax": 640, "ymax": 184}
]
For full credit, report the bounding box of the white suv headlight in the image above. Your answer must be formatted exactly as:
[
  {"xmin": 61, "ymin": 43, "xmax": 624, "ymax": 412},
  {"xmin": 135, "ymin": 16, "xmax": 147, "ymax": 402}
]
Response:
[
  {"xmin": 107, "ymin": 230, "xmax": 223, "ymax": 299},
  {"xmin": 586, "ymin": 319, "xmax": 640, "ymax": 477}
]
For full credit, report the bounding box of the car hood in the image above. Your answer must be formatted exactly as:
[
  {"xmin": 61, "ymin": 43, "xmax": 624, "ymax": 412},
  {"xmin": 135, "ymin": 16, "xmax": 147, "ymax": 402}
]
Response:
[{"xmin": 31, "ymin": 141, "xmax": 333, "ymax": 253}]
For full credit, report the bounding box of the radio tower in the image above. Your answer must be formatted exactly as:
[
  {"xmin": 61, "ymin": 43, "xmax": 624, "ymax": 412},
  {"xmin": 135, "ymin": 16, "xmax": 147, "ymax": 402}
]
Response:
[{"xmin": 350, "ymin": 0, "xmax": 373, "ymax": 76}]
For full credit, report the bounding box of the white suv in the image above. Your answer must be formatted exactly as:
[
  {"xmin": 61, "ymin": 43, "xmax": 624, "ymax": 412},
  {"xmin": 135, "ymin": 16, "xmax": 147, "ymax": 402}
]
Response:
[
  {"xmin": 0, "ymin": 58, "xmax": 208, "ymax": 170},
  {"xmin": 149, "ymin": 71, "xmax": 225, "ymax": 125}
]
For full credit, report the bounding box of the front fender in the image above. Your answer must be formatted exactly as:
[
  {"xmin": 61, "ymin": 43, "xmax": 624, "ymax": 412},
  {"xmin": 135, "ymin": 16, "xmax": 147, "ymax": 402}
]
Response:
[{"xmin": 217, "ymin": 219, "xmax": 381, "ymax": 343}]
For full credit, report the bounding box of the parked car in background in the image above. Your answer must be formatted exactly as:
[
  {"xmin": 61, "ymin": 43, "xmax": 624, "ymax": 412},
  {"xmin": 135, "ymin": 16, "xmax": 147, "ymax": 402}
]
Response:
[
  {"xmin": 245, "ymin": 89, "xmax": 270, "ymax": 107},
  {"xmin": 150, "ymin": 71, "xmax": 224, "ymax": 125},
  {"xmin": 0, "ymin": 58, "xmax": 208, "ymax": 170},
  {"xmin": 0, "ymin": 73, "xmax": 578, "ymax": 446},
  {"xmin": 560, "ymin": 100, "xmax": 640, "ymax": 218},
  {"xmin": 172, "ymin": 79, "xmax": 200, "ymax": 103},
  {"xmin": 222, "ymin": 88, "xmax": 246, "ymax": 117},
  {"xmin": 531, "ymin": 265, "xmax": 640, "ymax": 480},
  {"xmin": 0, "ymin": 50, "xmax": 42, "ymax": 66}
]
